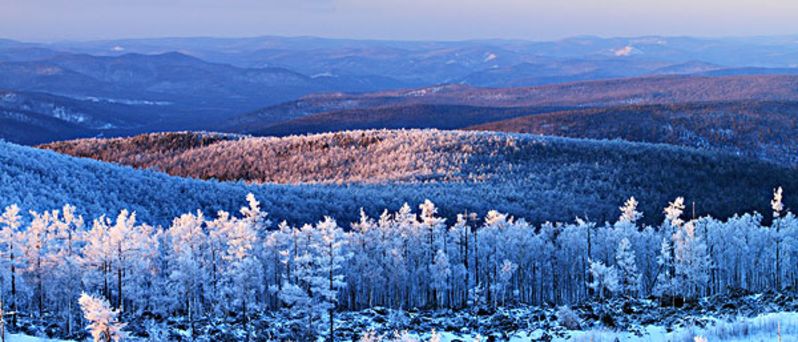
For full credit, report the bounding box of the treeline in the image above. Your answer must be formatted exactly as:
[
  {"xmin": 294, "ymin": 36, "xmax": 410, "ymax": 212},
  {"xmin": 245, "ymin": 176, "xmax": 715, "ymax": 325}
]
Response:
[{"xmin": 0, "ymin": 190, "xmax": 794, "ymax": 339}]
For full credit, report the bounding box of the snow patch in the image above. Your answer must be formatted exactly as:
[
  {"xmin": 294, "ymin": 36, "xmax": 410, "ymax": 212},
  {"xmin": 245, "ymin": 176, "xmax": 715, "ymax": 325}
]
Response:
[
  {"xmin": 5, "ymin": 333, "xmax": 73, "ymax": 342},
  {"xmin": 78, "ymin": 96, "xmax": 171, "ymax": 106},
  {"xmin": 613, "ymin": 46, "xmax": 638, "ymax": 57},
  {"xmin": 483, "ymin": 52, "xmax": 497, "ymax": 63},
  {"xmin": 311, "ymin": 72, "xmax": 336, "ymax": 78}
]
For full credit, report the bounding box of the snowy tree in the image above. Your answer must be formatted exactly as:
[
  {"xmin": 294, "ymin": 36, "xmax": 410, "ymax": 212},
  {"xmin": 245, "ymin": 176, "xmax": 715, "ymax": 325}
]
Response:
[
  {"xmin": 665, "ymin": 197, "xmax": 686, "ymax": 229},
  {"xmin": 311, "ymin": 217, "xmax": 349, "ymax": 341},
  {"xmin": 773, "ymin": 187, "xmax": 785, "ymax": 218},
  {"xmin": 166, "ymin": 211, "xmax": 207, "ymax": 334},
  {"xmin": 104, "ymin": 210, "xmax": 159, "ymax": 315},
  {"xmin": 0, "ymin": 205, "xmax": 22, "ymax": 326},
  {"xmin": 221, "ymin": 214, "xmax": 262, "ymax": 323},
  {"xmin": 615, "ymin": 238, "xmax": 640, "ymax": 297},
  {"xmin": 495, "ymin": 259, "xmax": 518, "ymax": 306},
  {"xmin": 587, "ymin": 260, "xmax": 619, "ymax": 299},
  {"xmin": 45, "ymin": 205, "xmax": 85, "ymax": 334},
  {"xmin": 653, "ymin": 237, "xmax": 677, "ymax": 299},
  {"xmin": 430, "ymin": 249, "xmax": 451, "ymax": 307},
  {"xmin": 0, "ymin": 190, "xmax": 796, "ymax": 339},
  {"xmin": 673, "ymin": 221, "xmax": 712, "ymax": 298},
  {"xmin": 419, "ymin": 200, "xmax": 446, "ymax": 306},
  {"xmin": 22, "ymin": 210, "xmax": 52, "ymax": 317},
  {"xmin": 772, "ymin": 187, "xmax": 785, "ymax": 289},
  {"xmin": 619, "ymin": 197, "xmax": 643, "ymax": 224},
  {"xmin": 81, "ymin": 217, "xmax": 114, "ymax": 306},
  {"xmin": 78, "ymin": 292, "xmax": 126, "ymax": 342}
]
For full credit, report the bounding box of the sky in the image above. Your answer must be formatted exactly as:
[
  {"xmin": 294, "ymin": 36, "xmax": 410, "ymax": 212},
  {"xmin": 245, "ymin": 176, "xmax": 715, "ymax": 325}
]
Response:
[{"xmin": 2, "ymin": 0, "xmax": 798, "ymax": 42}]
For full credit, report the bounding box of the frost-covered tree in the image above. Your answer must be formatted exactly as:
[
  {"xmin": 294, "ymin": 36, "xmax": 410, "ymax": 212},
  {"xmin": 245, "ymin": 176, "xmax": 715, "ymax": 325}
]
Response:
[
  {"xmin": 772, "ymin": 187, "xmax": 785, "ymax": 289},
  {"xmin": 653, "ymin": 237, "xmax": 676, "ymax": 298},
  {"xmin": 430, "ymin": 249, "xmax": 451, "ymax": 308},
  {"xmin": 0, "ymin": 205, "xmax": 22, "ymax": 326},
  {"xmin": 0, "ymin": 190, "xmax": 796, "ymax": 338},
  {"xmin": 587, "ymin": 260, "xmax": 619, "ymax": 299},
  {"xmin": 166, "ymin": 211, "xmax": 207, "ymax": 334},
  {"xmin": 22, "ymin": 210, "xmax": 52, "ymax": 317},
  {"xmin": 104, "ymin": 210, "xmax": 159, "ymax": 315},
  {"xmin": 311, "ymin": 217, "xmax": 349, "ymax": 341},
  {"xmin": 619, "ymin": 197, "xmax": 643, "ymax": 224},
  {"xmin": 495, "ymin": 259, "xmax": 518, "ymax": 306},
  {"xmin": 615, "ymin": 238, "xmax": 640, "ymax": 297},
  {"xmin": 45, "ymin": 205, "xmax": 85, "ymax": 334},
  {"xmin": 78, "ymin": 292, "xmax": 126, "ymax": 342},
  {"xmin": 673, "ymin": 221, "xmax": 712, "ymax": 298}
]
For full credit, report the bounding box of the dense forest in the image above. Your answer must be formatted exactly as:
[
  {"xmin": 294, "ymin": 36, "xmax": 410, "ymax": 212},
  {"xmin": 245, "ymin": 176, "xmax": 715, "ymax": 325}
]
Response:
[
  {"xmin": 469, "ymin": 100, "xmax": 798, "ymax": 166},
  {"xmin": 31, "ymin": 130, "xmax": 798, "ymax": 226},
  {"xmin": 0, "ymin": 189, "xmax": 794, "ymax": 340}
]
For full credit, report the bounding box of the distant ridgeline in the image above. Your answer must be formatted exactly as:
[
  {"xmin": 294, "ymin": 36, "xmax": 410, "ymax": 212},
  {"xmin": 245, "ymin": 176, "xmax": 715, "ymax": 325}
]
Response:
[{"xmin": 28, "ymin": 129, "xmax": 798, "ymax": 226}]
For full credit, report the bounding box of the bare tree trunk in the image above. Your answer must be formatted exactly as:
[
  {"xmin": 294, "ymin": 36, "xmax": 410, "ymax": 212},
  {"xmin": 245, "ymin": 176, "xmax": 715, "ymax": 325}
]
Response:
[
  {"xmin": 328, "ymin": 242, "xmax": 335, "ymax": 342},
  {"xmin": 9, "ymin": 252, "xmax": 15, "ymax": 328}
]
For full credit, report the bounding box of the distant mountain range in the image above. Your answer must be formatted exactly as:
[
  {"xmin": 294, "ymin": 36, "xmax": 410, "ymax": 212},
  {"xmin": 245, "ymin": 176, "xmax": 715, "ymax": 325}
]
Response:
[
  {"xmin": 227, "ymin": 75, "xmax": 798, "ymax": 130},
  {"xmin": 4, "ymin": 35, "xmax": 798, "ymax": 145}
]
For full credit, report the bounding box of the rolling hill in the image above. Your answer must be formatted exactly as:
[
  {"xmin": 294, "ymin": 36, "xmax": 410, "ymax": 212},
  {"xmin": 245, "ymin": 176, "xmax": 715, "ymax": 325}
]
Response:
[
  {"xmin": 38, "ymin": 130, "xmax": 798, "ymax": 225},
  {"xmin": 242, "ymin": 104, "xmax": 571, "ymax": 136},
  {"xmin": 0, "ymin": 89, "xmax": 165, "ymax": 144},
  {"xmin": 228, "ymin": 75, "xmax": 798, "ymax": 134},
  {"xmin": 468, "ymin": 101, "xmax": 798, "ymax": 167}
]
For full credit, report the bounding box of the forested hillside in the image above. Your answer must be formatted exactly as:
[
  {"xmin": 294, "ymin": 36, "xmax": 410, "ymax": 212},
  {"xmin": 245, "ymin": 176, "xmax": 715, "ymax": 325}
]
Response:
[
  {"xmin": 39, "ymin": 130, "xmax": 798, "ymax": 225},
  {"xmin": 229, "ymin": 75, "xmax": 798, "ymax": 132},
  {"xmin": 241, "ymin": 104, "xmax": 567, "ymax": 136},
  {"xmin": 469, "ymin": 101, "xmax": 798, "ymax": 166}
]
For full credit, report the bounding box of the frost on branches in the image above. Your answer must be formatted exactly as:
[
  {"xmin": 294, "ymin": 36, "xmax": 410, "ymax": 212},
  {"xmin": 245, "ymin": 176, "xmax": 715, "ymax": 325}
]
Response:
[
  {"xmin": 0, "ymin": 189, "xmax": 793, "ymax": 339},
  {"xmin": 78, "ymin": 292, "xmax": 126, "ymax": 342}
]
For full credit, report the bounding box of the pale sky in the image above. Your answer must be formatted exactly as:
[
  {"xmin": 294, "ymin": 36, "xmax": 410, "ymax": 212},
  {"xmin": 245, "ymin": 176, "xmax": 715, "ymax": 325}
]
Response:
[{"xmin": 2, "ymin": 0, "xmax": 798, "ymax": 42}]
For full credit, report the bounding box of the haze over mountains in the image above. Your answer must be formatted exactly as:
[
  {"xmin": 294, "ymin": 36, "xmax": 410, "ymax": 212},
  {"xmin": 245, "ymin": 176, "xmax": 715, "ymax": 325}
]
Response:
[{"xmin": 3, "ymin": 35, "xmax": 798, "ymax": 146}]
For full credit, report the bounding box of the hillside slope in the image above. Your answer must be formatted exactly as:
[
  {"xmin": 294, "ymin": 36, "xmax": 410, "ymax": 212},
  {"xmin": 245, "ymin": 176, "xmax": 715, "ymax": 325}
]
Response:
[
  {"xmin": 228, "ymin": 75, "xmax": 798, "ymax": 132},
  {"xmin": 39, "ymin": 130, "xmax": 798, "ymax": 225},
  {"xmin": 468, "ymin": 101, "xmax": 798, "ymax": 166},
  {"xmin": 245, "ymin": 104, "xmax": 569, "ymax": 136}
]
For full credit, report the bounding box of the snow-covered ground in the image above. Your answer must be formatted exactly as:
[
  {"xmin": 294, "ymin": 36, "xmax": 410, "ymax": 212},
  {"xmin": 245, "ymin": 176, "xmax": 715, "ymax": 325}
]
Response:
[
  {"xmin": 392, "ymin": 312, "xmax": 798, "ymax": 342},
  {"xmin": 564, "ymin": 312, "xmax": 798, "ymax": 341},
  {"xmin": 4, "ymin": 334, "xmax": 73, "ymax": 342},
  {"xmin": 355, "ymin": 312, "xmax": 798, "ymax": 341}
]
